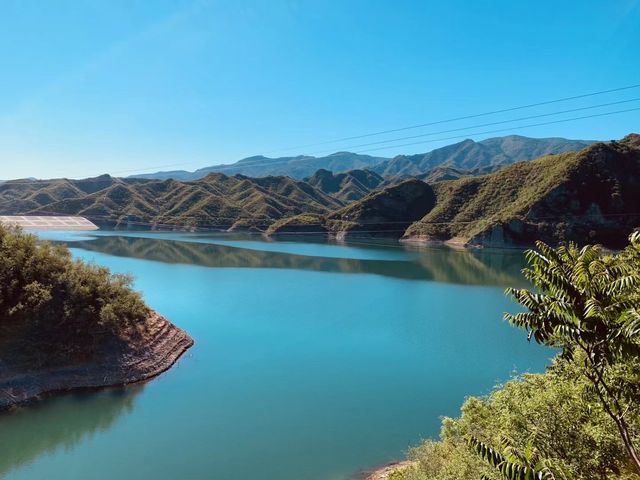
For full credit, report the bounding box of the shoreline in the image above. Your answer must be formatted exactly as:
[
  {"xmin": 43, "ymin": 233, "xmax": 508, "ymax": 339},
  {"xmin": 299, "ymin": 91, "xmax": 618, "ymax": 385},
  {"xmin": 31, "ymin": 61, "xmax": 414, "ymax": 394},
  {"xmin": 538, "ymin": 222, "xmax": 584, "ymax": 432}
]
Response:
[
  {"xmin": 84, "ymin": 227, "xmax": 542, "ymax": 251},
  {"xmin": 0, "ymin": 312, "xmax": 193, "ymax": 411},
  {"xmin": 361, "ymin": 460, "xmax": 417, "ymax": 480}
]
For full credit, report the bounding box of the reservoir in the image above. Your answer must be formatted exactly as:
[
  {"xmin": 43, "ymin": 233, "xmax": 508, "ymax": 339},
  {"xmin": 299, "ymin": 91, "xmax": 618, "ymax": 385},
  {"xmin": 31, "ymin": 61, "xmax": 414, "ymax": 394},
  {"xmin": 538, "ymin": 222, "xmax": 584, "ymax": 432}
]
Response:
[{"xmin": 0, "ymin": 232, "xmax": 551, "ymax": 480}]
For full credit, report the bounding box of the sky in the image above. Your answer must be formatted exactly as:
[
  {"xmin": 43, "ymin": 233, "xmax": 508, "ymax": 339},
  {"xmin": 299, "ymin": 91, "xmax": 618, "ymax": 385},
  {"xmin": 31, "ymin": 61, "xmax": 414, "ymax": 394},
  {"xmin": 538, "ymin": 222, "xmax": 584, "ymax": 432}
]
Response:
[{"xmin": 0, "ymin": 0, "xmax": 639, "ymax": 179}]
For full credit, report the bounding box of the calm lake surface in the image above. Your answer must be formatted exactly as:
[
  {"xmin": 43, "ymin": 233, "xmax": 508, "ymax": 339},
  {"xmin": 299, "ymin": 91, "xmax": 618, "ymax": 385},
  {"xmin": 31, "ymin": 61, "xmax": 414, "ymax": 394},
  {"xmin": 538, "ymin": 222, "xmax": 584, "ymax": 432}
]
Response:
[{"xmin": 0, "ymin": 232, "xmax": 551, "ymax": 480}]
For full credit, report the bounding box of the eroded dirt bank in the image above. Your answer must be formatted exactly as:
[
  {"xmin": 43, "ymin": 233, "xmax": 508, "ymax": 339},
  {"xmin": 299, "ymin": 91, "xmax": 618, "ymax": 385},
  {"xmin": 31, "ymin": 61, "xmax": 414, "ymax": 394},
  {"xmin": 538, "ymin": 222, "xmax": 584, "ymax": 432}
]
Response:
[{"xmin": 0, "ymin": 312, "xmax": 193, "ymax": 410}]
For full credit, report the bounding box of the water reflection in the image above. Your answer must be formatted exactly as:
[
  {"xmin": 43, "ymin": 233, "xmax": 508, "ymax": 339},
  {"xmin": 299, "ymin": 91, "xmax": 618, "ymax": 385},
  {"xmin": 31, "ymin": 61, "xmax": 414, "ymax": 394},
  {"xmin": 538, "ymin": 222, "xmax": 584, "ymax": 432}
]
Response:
[
  {"xmin": 0, "ymin": 386, "xmax": 142, "ymax": 477},
  {"xmin": 66, "ymin": 235, "xmax": 527, "ymax": 287}
]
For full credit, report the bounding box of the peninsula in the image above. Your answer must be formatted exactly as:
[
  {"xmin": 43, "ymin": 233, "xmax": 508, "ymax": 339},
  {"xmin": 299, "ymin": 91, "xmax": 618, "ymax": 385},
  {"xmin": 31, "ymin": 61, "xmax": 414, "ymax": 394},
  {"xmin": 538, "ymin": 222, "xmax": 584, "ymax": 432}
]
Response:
[{"xmin": 0, "ymin": 226, "xmax": 193, "ymax": 409}]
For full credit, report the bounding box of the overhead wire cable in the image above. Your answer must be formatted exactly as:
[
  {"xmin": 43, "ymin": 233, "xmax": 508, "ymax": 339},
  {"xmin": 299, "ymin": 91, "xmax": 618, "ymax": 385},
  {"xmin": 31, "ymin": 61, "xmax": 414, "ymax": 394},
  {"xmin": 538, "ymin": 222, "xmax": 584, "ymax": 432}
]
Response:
[
  {"xmin": 264, "ymin": 83, "xmax": 640, "ymax": 153},
  {"xmin": 309, "ymin": 98, "xmax": 640, "ymax": 155},
  {"xmin": 2, "ymin": 104, "xmax": 639, "ymax": 185}
]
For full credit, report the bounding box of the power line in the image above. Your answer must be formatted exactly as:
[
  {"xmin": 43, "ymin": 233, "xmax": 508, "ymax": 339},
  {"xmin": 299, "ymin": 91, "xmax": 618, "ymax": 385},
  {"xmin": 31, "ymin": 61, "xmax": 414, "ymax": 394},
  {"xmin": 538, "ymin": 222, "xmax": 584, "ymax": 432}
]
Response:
[
  {"xmin": 137, "ymin": 104, "xmax": 639, "ymax": 173},
  {"xmin": 2, "ymin": 84, "xmax": 639, "ymax": 183},
  {"xmin": 353, "ymin": 107, "xmax": 640, "ymax": 154},
  {"xmin": 3, "ymin": 83, "xmax": 640, "ymax": 181},
  {"xmin": 2, "ymin": 103, "xmax": 637, "ymax": 186},
  {"xmin": 311, "ymin": 98, "xmax": 640, "ymax": 155},
  {"xmin": 265, "ymin": 83, "xmax": 640, "ymax": 154}
]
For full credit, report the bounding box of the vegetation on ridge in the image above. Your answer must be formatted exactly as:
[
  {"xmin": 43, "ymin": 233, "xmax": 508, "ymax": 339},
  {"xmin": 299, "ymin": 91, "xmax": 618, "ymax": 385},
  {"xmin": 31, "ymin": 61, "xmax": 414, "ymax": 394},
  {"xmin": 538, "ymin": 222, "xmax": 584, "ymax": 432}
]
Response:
[
  {"xmin": 405, "ymin": 134, "xmax": 640, "ymax": 247},
  {"xmin": 373, "ymin": 135, "xmax": 593, "ymax": 177},
  {"xmin": 268, "ymin": 179, "xmax": 436, "ymax": 237},
  {"xmin": 0, "ymin": 173, "xmax": 346, "ymax": 231},
  {"xmin": 128, "ymin": 136, "xmax": 591, "ymax": 181},
  {"xmin": 304, "ymin": 168, "xmax": 384, "ymax": 202}
]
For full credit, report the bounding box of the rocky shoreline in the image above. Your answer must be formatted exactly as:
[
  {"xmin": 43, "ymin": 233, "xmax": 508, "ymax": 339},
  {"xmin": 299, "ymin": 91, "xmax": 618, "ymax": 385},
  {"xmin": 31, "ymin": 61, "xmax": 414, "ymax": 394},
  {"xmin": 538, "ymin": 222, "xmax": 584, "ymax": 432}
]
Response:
[
  {"xmin": 362, "ymin": 460, "xmax": 417, "ymax": 480},
  {"xmin": 0, "ymin": 312, "xmax": 193, "ymax": 410}
]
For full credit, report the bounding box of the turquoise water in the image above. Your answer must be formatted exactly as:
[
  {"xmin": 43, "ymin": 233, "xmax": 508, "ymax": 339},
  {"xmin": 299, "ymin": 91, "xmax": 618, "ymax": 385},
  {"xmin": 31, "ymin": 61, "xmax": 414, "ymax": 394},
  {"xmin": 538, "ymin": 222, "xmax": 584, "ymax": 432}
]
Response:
[{"xmin": 0, "ymin": 232, "xmax": 551, "ymax": 480}]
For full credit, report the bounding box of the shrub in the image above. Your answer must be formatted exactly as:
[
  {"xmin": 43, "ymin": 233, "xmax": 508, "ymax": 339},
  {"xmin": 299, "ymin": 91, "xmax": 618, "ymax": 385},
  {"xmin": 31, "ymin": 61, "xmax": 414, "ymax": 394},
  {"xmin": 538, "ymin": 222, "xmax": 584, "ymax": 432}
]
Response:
[{"xmin": 0, "ymin": 225, "xmax": 150, "ymax": 359}]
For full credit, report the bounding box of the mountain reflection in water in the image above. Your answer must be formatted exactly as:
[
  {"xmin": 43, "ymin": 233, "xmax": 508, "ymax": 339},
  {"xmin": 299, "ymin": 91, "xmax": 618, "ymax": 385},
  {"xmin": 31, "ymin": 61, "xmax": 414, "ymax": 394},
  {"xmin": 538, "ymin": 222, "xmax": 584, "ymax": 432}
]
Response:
[{"xmin": 65, "ymin": 234, "xmax": 527, "ymax": 287}]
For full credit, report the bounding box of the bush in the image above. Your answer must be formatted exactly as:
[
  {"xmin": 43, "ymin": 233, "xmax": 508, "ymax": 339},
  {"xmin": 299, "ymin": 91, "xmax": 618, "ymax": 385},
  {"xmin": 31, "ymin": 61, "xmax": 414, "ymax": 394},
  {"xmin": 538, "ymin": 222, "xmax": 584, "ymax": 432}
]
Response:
[
  {"xmin": 394, "ymin": 355, "xmax": 639, "ymax": 480},
  {"xmin": 0, "ymin": 225, "xmax": 150, "ymax": 358}
]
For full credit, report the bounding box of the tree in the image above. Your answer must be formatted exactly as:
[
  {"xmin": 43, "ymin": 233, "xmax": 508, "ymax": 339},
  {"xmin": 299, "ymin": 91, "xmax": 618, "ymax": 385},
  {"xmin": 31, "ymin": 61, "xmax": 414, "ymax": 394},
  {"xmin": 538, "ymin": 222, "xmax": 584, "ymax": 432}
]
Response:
[
  {"xmin": 466, "ymin": 435, "xmax": 562, "ymax": 480},
  {"xmin": 505, "ymin": 232, "xmax": 640, "ymax": 473}
]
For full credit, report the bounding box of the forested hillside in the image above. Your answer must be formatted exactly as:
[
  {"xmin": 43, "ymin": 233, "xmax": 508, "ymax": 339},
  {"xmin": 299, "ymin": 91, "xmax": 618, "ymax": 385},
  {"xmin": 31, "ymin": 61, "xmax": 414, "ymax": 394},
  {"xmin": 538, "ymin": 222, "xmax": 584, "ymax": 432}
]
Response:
[
  {"xmin": 405, "ymin": 133, "xmax": 640, "ymax": 247},
  {"xmin": 0, "ymin": 226, "xmax": 192, "ymax": 409}
]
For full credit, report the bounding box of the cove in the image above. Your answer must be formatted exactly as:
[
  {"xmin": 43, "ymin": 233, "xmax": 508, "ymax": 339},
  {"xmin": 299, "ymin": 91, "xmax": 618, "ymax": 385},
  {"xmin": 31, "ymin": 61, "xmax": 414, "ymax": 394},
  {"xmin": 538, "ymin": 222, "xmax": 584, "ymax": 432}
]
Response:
[{"xmin": 0, "ymin": 232, "xmax": 551, "ymax": 480}]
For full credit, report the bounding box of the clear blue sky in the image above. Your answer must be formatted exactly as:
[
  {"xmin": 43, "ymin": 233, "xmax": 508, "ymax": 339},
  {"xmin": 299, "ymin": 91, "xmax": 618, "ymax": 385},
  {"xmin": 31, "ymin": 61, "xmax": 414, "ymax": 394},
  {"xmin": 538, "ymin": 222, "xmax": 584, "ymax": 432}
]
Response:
[{"xmin": 1, "ymin": 0, "xmax": 638, "ymax": 179}]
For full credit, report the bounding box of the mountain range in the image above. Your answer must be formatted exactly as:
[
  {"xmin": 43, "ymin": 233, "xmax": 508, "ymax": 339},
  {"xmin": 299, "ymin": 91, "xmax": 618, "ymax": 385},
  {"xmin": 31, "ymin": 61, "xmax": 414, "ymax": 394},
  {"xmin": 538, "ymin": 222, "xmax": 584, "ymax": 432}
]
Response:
[
  {"xmin": 404, "ymin": 133, "xmax": 640, "ymax": 247},
  {"xmin": 132, "ymin": 152, "xmax": 388, "ymax": 181},
  {"xmin": 267, "ymin": 134, "xmax": 640, "ymax": 248},
  {"xmin": 130, "ymin": 135, "xmax": 593, "ymax": 181},
  {"xmin": 2, "ymin": 134, "xmax": 637, "ymax": 249},
  {"xmin": 372, "ymin": 135, "xmax": 593, "ymax": 177},
  {"xmin": 0, "ymin": 172, "xmax": 353, "ymax": 231}
]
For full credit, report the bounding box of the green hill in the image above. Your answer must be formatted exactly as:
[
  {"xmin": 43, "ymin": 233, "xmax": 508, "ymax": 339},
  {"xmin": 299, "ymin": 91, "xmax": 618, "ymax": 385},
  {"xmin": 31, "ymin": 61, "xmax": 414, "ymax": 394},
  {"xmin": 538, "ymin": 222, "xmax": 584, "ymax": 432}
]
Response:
[
  {"xmin": 268, "ymin": 134, "xmax": 639, "ymax": 248},
  {"xmin": 267, "ymin": 179, "xmax": 436, "ymax": 239},
  {"xmin": 3, "ymin": 135, "xmax": 636, "ymax": 248},
  {"xmin": 0, "ymin": 173, "xmax": 347, "ymax": 231},
  {"xmin": 405, "ymin": 134, "xmax": 640, "ymax": 248},
  {"xmin": 304, "ymin": 168, "xmax": 384, "ymax": 202}
]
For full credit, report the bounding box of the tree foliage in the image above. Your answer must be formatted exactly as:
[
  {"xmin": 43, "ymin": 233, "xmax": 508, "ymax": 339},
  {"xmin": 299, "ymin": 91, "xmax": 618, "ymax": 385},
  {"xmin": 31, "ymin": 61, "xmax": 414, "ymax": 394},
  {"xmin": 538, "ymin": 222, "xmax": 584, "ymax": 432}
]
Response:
[
  {"xmin": 0, "ymin": 225, "xmax": 150, "ymax": 360},
  {"xmin": 391, "ymin": 356, "xmax": 640, "ymax": 480},
  {"xmin": 466, "ymin": 435, "xmax": 557, "ymax": 480},
  {"xmin": 391, "ymin": 232, "xmax": 640, "ymax": 480},
  {"xmin": 505, "ymin": 232, "xmax": 640, "ymax": 471}
]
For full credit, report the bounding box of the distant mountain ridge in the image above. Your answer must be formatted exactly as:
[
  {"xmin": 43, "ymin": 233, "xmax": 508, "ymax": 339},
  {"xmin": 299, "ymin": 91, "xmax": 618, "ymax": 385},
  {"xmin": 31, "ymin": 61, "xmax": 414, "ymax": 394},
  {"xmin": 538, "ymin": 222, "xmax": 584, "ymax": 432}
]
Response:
[
  {"xmin": 129, "ymin": 135, "xmax": 593, "ymax": 181},
  {"xmin": 132, "ymin": 152, "xmax": 389, "ymax": 181},
  {"xmin": 372, "ymin": 135, "xmax": 594, "ymax": 176}
]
